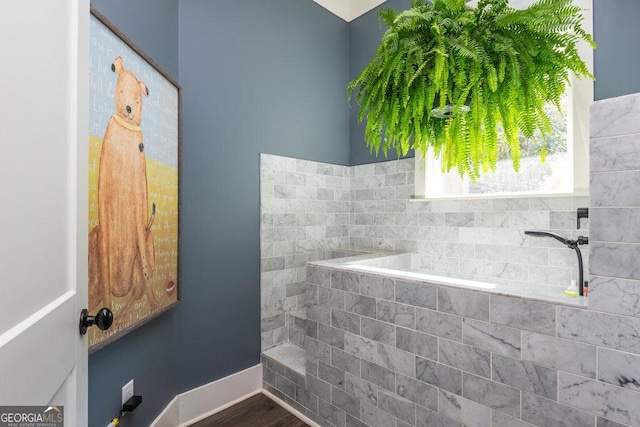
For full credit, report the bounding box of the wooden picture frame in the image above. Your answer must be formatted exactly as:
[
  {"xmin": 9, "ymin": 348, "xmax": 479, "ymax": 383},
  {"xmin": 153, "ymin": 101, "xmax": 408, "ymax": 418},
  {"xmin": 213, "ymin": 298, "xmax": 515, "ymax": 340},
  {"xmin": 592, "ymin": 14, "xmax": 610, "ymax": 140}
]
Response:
[{"xmin": 88, "ymin": 7, "xmax": 181, "ymax": 353}]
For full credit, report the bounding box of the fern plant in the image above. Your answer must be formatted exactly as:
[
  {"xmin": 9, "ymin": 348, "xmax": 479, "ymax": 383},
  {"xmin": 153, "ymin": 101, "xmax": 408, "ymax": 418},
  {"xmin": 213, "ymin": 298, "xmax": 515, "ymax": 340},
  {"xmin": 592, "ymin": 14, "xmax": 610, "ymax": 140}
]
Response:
[{"xmin": 347, "ymin": 0, "xmax": 595, "ymax": 180}]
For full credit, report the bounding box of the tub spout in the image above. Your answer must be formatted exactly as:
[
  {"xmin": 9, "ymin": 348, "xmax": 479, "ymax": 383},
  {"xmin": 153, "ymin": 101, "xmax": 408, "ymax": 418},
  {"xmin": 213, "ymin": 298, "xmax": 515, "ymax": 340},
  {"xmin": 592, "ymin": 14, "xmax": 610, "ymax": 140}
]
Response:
[{"xmin": 524, "ymin": 230, "xmax": 574, "ymax": 247}]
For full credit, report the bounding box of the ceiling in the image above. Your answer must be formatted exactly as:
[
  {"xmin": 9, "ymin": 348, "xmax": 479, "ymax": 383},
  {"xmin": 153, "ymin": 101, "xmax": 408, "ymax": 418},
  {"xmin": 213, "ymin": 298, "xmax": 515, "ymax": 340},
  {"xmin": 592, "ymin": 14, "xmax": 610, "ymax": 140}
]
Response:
[
  {"xmin": 312, "ymin": 0, "xmax": 388, "ymax": 21},
  {"xmin": 314, "ymin": 0, "xmax": 539, "ymax": 21}
]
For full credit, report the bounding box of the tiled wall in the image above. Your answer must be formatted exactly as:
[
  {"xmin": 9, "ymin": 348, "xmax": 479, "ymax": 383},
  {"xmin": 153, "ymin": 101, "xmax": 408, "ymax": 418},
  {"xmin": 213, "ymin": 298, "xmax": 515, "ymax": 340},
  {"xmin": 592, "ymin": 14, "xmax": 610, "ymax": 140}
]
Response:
[
  {"xmin": 282, "ymin": 264, "xmax": 600, "ymax": 427},
  {"xmin": 262, "ymin": 92, "xmax": 640, "ymax": 427},
  {"xmin": 261, "ymin": 151, "xmax": 590, "ymax": 351},
  {"xmin": 261, "ymin": 154, "xmax": 352, "ymax": 350},
  {"xmin": 590, "ymin": 93, "xmax": 640, "ymax": 315},
  {"xmin": 350, "ymin": 159, "xmax": 590, "ymax": 295}
]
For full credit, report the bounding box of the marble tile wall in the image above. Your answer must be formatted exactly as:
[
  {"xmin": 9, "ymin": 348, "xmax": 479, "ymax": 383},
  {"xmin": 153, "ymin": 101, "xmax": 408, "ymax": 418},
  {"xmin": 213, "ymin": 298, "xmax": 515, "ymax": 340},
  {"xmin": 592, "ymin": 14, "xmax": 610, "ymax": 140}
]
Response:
[
  {"xmin": 264, "ymin": 254, "xmax": 640, "ymax": 427},
  {"xmin": 590, "ymin": 93, "xmax": 640, "ymax": 314},
  {"xmin": 263, "ymin": 264, "xmax": 601, "ymax": 427},
  {"xmin": 261, "ymin": 154, "xmax": 352, "ymax": 350},
  {"xmin": 262, "ymin": 152, "xmax": 590, "ymax": 351},
  {"xmin": 350, "ymin": 159, "xmax": 590, "ymax": 296}
]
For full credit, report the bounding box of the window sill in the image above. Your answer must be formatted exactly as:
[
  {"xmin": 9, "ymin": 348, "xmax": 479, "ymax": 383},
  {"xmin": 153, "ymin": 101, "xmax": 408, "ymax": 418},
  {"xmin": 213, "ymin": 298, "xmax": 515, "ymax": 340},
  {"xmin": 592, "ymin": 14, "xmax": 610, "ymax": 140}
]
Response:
[{"xmin": 410, "ymin": 191, "xmax": 589, "ymax": 202}]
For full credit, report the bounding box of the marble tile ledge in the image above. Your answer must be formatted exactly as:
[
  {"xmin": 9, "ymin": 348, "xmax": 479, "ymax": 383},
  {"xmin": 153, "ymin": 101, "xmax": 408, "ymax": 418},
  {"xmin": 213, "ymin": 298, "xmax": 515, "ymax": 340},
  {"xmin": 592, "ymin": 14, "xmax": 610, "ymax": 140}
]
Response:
[{"xmin": 262, "ymin": 342, "xmax": 306, "ymax": 376}]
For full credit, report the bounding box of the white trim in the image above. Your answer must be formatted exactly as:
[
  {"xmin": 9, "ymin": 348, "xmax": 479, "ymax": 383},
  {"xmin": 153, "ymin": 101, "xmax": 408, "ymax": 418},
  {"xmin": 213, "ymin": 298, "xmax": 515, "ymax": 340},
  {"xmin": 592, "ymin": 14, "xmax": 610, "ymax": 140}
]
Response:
[
  {"xmin": 572, "ymin": 0, "xmax": 593, "ymax": 193},
  {"xmin": 178, "ymin": 364, "xmax": 262, "ymax": 426},
  {"xmin": 312, "ymin": 0, "xmax": 387, "ymax": 22},
  {"xmin": 150, "ymin": 395, "xmax": 180, "ymax": 427},
  {"xmin": 149, "ymin": 364, "xmax": 263, "ymax": 427},
  {"xmin": 149, "ymin": 364, "xmax": 322, "ymax": 427},
  {"xmin": 262, "ymin": 389, "xmax": 322, "ymax": 427},
  {"xmin": 414, "ymin": 155, "xmax": 426, "ymax": 200}
]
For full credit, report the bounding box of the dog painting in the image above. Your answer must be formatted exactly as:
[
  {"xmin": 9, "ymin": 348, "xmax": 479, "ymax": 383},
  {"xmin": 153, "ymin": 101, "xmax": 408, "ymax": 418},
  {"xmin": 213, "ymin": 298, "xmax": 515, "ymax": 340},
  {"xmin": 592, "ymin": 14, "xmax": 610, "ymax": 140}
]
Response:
[
  {"xmin": 89, "ymin": 56, "xmax": 158, "ymax": 328},
  {"xmin": 89, "ymin": 9, "xmax": 180, "ymax": 352}
]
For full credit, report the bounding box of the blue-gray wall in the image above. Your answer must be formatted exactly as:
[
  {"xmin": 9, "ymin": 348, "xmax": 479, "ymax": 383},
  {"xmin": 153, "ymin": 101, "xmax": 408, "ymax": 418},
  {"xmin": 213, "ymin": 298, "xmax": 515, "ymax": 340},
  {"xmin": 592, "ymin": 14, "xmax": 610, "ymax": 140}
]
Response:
[
  {"xmin": 88, "ymin": 1, "xmax": 179, "ymax": 426},
  {"xmin": 349, "ymin": 0, "xmax": 413, "ymax": 165},
  {"xmin": 88, "ymin": 0, "xmax": 348, "ymax": 426},
  {"xmin": 177, "ymin": 0, "xmax": 348, "ymax": 391},
  {"xmin": 593, "ymin": 0, "xmax": 640, "ymax": 100},
  {"xmin": 349, "ymin": 0, "xmax": 640, "ymax": 164}
]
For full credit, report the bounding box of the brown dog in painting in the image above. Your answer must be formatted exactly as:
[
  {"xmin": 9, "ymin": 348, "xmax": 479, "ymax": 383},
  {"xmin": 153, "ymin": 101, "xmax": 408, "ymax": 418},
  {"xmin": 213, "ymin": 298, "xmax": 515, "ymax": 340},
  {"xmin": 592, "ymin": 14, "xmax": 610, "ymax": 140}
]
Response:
[{"xmin": 89, "ymin": 56, "xmax": 158, "ymax": 326}]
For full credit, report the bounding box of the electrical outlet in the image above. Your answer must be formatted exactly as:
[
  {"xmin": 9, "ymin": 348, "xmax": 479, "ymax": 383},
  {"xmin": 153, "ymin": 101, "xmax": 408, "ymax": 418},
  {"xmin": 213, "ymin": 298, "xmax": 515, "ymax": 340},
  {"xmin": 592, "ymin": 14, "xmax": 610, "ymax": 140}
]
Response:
[{"xmin": 122, "ymin": 379, "xmax": 134, "ymax": 406}]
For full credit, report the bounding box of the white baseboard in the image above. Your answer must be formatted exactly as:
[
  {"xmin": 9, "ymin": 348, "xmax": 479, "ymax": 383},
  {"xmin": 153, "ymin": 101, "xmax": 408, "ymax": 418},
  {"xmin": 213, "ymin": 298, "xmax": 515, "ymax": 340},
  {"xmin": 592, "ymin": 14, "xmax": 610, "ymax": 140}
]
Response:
[
  {"xmin": 262, "ymin": 389, "xmax": 321, "ymax": 427},
  {"xmin": 150, "ymin": 364, "xmax": 262, "ymax": 427},
  {"xmin": 150, "ymin": 395, "xmax": 179, "ymax": 427}
]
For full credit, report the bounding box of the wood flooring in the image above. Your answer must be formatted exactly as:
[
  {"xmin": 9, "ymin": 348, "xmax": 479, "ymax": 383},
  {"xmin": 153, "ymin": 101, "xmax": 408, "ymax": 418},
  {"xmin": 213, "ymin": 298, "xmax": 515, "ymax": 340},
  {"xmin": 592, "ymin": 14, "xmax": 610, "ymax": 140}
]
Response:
[{"xmin": 188, "ymin": 393, "xmax": 309, "ymax": 427}]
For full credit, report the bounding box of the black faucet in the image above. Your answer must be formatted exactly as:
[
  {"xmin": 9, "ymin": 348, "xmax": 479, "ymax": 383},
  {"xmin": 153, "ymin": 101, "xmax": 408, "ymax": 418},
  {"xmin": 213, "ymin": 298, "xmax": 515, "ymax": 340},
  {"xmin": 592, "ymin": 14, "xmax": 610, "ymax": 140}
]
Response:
[{"xmin": 524, "ymin": 230, "xmax": 589, "ymax": 296}]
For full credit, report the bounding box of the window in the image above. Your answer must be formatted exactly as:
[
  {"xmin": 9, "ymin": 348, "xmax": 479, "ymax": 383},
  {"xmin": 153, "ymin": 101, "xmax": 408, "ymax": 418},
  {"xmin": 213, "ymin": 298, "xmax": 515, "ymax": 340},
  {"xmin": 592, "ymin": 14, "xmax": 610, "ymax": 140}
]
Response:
[{"xmin": 415, "ymin": 0, "xmax": 592, "ymax": 199}]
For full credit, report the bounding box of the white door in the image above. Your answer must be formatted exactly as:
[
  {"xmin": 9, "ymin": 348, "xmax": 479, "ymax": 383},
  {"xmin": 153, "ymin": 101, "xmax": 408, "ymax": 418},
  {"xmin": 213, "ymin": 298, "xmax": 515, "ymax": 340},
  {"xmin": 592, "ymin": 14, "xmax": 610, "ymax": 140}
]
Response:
[{"xmin": 0, "ymin": 1, "xmax": 90, "ymax": 425}]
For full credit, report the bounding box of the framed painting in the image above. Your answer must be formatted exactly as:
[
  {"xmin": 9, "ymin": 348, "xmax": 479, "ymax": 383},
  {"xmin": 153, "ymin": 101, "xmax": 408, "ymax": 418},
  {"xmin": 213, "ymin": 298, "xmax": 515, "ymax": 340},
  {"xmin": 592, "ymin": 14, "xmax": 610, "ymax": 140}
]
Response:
[{"xmin": 88, "ymin": 7, "xmax": 181, "ymax": 353}]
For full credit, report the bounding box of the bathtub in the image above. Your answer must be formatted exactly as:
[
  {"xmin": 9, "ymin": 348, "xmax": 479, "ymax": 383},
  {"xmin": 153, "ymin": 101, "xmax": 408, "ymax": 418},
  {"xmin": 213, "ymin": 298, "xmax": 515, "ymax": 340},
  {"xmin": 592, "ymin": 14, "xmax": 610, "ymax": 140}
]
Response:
[{"xmin": 310, "ymin": 251, "xmax": 587, "ymax": 307}]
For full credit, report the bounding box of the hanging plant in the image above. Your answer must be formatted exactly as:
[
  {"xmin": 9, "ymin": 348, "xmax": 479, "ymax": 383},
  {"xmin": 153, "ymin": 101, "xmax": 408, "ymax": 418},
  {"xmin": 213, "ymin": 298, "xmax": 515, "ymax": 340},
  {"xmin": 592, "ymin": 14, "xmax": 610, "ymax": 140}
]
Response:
[{"xmin": 347, "ymin": 0, "xmax": 595, "ymax": 180}]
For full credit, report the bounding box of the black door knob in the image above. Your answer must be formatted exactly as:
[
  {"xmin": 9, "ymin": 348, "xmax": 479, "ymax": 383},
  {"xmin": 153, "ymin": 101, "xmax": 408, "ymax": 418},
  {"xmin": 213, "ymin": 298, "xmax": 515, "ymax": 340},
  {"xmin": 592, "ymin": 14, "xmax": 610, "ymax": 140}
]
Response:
[{"xmin": 79, "ymin": 308, "xmax": 114, "ymax": 336}]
